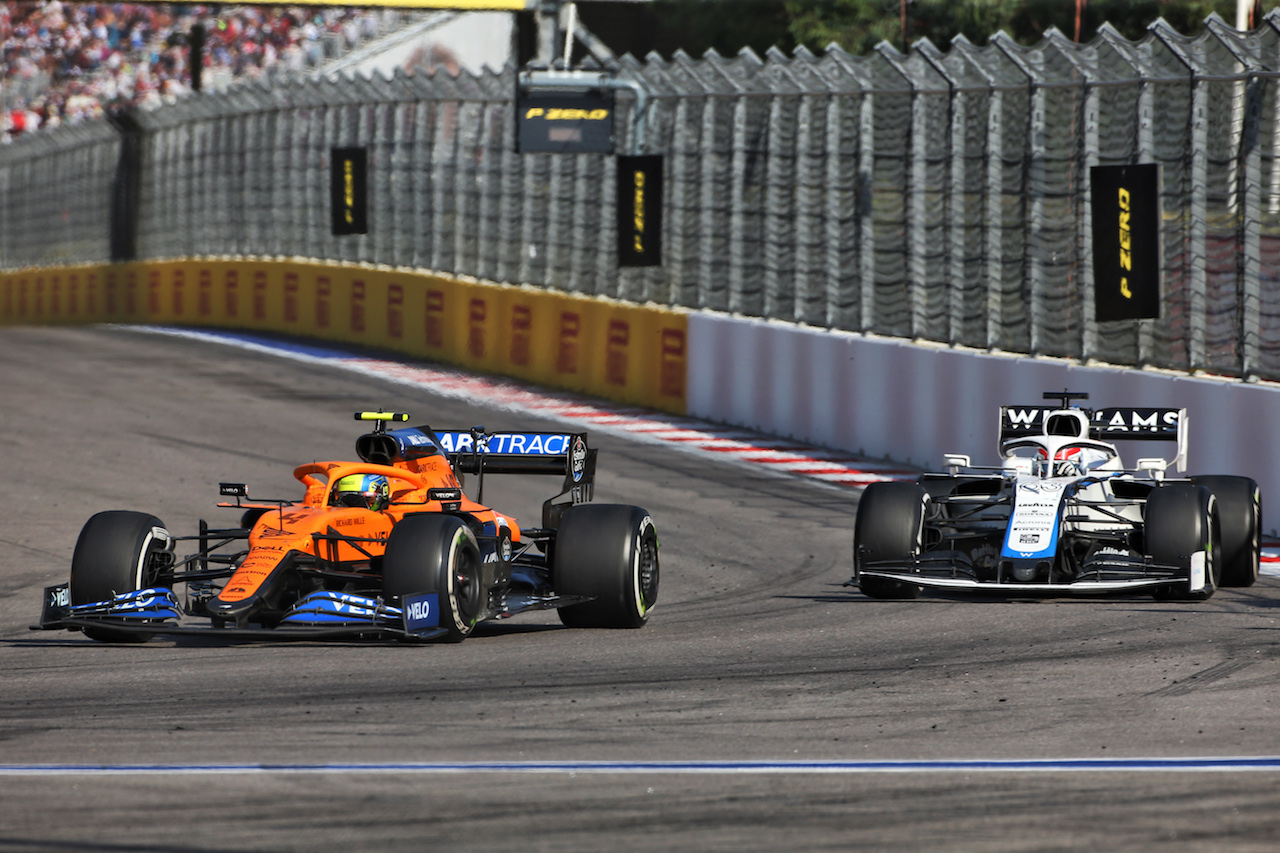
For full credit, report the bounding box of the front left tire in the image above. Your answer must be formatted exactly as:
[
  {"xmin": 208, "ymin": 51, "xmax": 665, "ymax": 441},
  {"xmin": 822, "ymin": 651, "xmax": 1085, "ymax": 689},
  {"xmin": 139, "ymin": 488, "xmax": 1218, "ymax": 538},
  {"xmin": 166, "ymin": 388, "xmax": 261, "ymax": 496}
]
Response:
[{"xmin": 69, "ymin": 510, "xmax": 170, "ymax": 643}]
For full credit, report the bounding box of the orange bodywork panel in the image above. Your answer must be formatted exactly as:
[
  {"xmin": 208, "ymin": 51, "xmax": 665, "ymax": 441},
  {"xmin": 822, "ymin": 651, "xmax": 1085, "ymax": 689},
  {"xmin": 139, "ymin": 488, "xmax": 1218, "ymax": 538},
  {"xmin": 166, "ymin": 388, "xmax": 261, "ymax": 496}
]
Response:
[{"xmin": 211, "ymin": 455, "xmax": 519, "ymax": 607}]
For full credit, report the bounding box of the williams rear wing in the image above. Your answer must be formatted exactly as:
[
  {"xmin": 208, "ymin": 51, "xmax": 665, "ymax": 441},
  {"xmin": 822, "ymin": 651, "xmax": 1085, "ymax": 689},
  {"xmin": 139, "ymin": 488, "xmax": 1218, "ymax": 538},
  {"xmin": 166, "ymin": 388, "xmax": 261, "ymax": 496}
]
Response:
[{"xmin": 998, "ymin": 405, "xmax": 1187, "ymax": 473}]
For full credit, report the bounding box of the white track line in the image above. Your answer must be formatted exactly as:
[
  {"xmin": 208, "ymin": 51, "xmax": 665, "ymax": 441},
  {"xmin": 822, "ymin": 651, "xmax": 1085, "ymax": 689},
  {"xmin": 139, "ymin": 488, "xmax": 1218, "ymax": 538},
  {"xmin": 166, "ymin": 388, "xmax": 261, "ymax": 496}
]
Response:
[{"xmin": 3, "ymin": 757, "xmax": 1280, "ymax": 775}]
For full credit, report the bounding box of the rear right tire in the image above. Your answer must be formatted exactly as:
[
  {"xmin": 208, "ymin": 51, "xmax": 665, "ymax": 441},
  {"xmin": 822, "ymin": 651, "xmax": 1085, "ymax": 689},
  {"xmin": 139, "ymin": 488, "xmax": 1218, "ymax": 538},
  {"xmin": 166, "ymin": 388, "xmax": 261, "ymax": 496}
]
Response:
[
  {"xmin": 1192, "ymin": 476, "xmax": 1260, "ymax": 588},
  {"xmin": 554, "ymin": 504, "xmax": 658, "ymax": 628}
]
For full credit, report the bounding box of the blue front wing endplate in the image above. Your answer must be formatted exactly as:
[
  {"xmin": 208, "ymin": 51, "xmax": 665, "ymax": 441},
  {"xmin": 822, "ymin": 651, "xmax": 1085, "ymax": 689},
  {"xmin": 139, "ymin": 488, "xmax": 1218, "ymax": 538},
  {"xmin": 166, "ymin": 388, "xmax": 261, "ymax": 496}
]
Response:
[{"xmin": 37, "ymin": 584, "xmax": 445, "ymax": 640}]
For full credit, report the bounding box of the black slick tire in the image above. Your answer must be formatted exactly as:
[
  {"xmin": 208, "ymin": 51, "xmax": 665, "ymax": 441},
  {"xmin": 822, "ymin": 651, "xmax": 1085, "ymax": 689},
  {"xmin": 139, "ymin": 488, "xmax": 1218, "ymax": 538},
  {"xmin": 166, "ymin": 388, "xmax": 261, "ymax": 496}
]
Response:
[
  {"xmin": 1145, "ymin": 484, "xmax": 1221, "ymax": 601},
  {"xmin": 383, "ymin": 515, "xmax": 485, "ymax": 642},
  {"xmin": 854, "ymin": 482, "xmax": 926, "ymax": 600},
  {"xmin": 69, "ymin": 510, "xmax": 168, "ymax": 643},
  {"xmin": 1192, "ymin": 476, "xmax": 1260, "ymax": 588},
  {"xmin": 554, "ymin": 504, "xmax": 658, "ymax": 629}
]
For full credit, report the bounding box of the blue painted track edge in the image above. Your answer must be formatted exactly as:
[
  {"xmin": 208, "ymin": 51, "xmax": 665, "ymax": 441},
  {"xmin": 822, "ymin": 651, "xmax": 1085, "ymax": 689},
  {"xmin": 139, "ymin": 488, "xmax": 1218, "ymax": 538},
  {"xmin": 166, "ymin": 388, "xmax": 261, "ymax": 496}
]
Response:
[{"xmin": 3, "ymin": 757, "xmax": 1280, "ymax": 775}]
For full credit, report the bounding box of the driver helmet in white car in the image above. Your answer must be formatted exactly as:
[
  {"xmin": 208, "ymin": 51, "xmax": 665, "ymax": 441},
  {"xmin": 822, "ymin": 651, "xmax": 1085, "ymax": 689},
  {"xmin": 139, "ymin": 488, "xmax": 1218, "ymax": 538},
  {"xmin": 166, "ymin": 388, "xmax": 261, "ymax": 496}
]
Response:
[{"xmin": 1036, "ymin": 445, "xmax": 1112, "ymax": 477}]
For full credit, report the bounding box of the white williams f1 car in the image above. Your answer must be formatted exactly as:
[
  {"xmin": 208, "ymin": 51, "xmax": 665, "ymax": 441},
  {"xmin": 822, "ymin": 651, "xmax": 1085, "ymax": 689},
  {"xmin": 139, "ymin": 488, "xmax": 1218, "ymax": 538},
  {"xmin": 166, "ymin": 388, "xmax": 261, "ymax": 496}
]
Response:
[{"xmin": 852, "ymin": 392, "xmax": 1261, "ymax": 599}]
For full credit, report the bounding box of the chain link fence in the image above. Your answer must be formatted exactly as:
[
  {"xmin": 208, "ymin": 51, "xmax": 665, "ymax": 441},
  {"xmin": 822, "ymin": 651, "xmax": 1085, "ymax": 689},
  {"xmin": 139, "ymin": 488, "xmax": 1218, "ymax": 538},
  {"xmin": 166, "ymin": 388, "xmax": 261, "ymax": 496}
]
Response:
[{"xmin": 5, "ymin": 13, "xmax": 1280, "ymax": 379}]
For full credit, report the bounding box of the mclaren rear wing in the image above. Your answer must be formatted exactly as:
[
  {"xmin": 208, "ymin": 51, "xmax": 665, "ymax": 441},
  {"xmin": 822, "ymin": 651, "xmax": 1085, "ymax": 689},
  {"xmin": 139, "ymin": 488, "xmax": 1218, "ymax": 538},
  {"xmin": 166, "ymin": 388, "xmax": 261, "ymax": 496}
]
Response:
[
  {"xmin": 998, "ymin": 405, "xmax": 1188, "ymax": 473},
  {"xmin": 352, "ymin": 415, "xmax": 599, "ymax": 527},
  {"xmin": 434, "ymin": 429, "xmax": 597, "ymax": 524},
  {"xmin": 434, "ymin": 429, "xmax": 593, "ymax": 477}
]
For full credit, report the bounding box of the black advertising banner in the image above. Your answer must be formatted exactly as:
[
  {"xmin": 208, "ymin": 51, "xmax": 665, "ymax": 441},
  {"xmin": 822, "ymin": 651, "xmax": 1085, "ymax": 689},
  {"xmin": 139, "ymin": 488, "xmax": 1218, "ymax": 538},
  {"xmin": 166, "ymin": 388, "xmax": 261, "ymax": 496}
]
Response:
[
  {"xmin": 1091, "ymin": 163, "xmax": 1160, "ymax": 321},
  {"xmin": 331, "ymin": 147, "xmax": 368, "ymax": 235},
  {"xmin": 517, "ymin": 91, "xmax": 614, "ymax": 154},
  {"xmin": 617, "ymin": 155, "xmax": 663, "ymax": 267}
]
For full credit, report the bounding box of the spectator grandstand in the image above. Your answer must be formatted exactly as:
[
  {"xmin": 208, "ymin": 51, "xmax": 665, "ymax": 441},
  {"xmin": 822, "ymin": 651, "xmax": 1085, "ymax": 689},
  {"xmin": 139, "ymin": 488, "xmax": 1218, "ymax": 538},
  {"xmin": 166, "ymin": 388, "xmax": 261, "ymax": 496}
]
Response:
[{"xmin": 1, "ymin": 2, "xmax": 415, "ymax": 140}]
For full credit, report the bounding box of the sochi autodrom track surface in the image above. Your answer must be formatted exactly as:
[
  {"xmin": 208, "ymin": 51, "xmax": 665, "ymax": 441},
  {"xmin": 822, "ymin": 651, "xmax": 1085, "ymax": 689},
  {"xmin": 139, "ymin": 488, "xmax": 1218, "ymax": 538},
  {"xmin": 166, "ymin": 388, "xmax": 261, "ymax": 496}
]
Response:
[{"xmin": 2, "ymin": 325, "xmax": 1279, "ymax": 852}]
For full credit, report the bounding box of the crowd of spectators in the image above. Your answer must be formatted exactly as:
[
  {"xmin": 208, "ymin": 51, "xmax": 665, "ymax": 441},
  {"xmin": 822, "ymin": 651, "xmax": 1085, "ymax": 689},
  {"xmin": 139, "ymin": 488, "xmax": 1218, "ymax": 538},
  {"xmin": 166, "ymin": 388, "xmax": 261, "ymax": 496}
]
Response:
[{"xmin": 2, "ymin": 2, "xmax": 395, "ymax": 141}]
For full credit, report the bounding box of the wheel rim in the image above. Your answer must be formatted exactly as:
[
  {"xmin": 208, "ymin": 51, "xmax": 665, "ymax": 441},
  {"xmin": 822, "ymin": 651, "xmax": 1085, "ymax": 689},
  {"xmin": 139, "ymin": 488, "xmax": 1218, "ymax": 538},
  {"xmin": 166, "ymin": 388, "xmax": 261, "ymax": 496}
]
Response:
[
  {"xmin": 452, "ymin": 547, "xmax": 483, "ymax": 625},
  {"xmin": 635, "ymin": 533, "xmax": 659, "ymax": 616},
  {"xmin": 1209, "ymin": 500, "xmax": 1222, "ymax": 588},
  {"xmin": 137, "ymin": 530, "xmax": 168, "ymax": 590},
  {"xmin": 1249, "ymin": 498, "xmax": 1262, "ymax": 581}
]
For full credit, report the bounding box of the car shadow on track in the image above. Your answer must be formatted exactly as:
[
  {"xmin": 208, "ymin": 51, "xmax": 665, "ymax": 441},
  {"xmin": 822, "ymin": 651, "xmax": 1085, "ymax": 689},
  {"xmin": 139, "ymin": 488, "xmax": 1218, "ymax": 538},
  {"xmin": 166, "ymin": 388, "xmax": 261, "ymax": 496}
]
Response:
[{"xmin": 11, "ymin": 618, "xmax": 568, "ymax": 648}]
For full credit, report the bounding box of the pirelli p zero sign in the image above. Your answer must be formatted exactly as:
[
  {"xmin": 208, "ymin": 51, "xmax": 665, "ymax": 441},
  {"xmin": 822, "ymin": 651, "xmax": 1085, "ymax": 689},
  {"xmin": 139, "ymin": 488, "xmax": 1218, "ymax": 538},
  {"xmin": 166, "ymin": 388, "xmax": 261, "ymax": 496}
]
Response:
[
  {"xmin": 517, "ymin": 91, "xmax": 614, "ymax": 154},
  {"xmin": 1091, "ymin": 163, "xmax": 1160, "ymax": 322},
  {"xmin": 331, "ymin": 147, "xmax": 368, "ymax": 235},
  {"xmin": 617, "ymin": 155, "xmax": 663, "ymax": 267}
]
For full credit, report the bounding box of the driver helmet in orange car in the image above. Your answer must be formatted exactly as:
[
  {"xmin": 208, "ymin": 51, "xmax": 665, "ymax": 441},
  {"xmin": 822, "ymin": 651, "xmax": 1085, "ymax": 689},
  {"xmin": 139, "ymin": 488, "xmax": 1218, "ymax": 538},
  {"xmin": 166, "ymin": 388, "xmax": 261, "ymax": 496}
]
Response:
[{"xmin": 332, "ymin": 474, "xmax": 390, "ymax": 511}]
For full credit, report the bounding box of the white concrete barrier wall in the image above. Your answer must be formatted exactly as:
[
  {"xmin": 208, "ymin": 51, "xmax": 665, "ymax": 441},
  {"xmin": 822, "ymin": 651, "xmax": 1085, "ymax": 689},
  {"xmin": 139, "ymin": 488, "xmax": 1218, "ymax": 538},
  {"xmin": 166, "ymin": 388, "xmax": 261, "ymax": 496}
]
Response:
[{"xmin": 688, "ymin": 311, "xmax": 1280, "ymax": 534}]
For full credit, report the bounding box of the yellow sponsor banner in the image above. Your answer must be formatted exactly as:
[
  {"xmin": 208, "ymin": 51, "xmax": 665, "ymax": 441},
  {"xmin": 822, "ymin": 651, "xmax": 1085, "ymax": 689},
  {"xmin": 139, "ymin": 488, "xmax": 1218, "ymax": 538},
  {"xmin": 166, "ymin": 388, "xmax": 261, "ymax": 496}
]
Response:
[
  {"xmin": 530, "ymin": 292, "xmax": 688, "ymax": 407},
  {"xmin": 105, "ymin": 263, "xmax": 146, "ymax": 323},
  {"xmin": 0, "ymin": 259, "xmax": 688, "ymax": 414},
  {"xmin": 247, "ymin": 263, "xmax": 281, "ymax": 329},
  {"xmin": 145, "ymin": 262, "xmax": 178, "ymax": 324},
  {"xmin": 323, "ymin": 265, "xmax": 398, "ymax": 346},
  {"xmin": 176, "ymin": 259, "xmax": 241, "ymax": 328},
  {"xmin": 4, "ymin": 269, "xmax": 60, "ymax": 325},
  {"xmin": 2, "ymin": 263, "xmax": 129, "ymax": 325},
  {"xmin": 0, "ymin": 271, "xmax": 11, "ymax": 323},
  {"xmin": 2, "ymin": 270, "xmax": 34, "ymax": 324},
  {"xmin": 98, "ymin": 265, "xmax": 121, "ymax": 321}
]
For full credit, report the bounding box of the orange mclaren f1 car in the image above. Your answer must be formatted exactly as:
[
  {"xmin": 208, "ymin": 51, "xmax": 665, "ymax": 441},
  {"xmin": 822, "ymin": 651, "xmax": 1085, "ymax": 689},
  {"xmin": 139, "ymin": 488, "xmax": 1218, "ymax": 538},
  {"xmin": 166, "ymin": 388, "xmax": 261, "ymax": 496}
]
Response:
[{"xmin": 37, "ymin": 412, "xmax": 659, "ymax": 642}]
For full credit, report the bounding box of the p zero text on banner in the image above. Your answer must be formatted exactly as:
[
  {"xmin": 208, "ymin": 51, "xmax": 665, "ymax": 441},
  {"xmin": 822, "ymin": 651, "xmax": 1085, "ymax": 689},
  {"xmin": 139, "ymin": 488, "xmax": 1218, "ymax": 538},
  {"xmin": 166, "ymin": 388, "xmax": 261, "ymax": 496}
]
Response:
[
  {"xmin": 331, "ymin": 147, "xmax": 368, "ymax": 236},
  {"xmin": 516, "ymin": 92, "xmax": 614, "ymax": 154},
  {"xmin": 1091, "ymin": 163, "xmax": 1160, "ymax": 322},
  {"xmin": 617, "ymin": 155, "xmax": 663, "ymax": 268}
]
